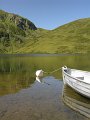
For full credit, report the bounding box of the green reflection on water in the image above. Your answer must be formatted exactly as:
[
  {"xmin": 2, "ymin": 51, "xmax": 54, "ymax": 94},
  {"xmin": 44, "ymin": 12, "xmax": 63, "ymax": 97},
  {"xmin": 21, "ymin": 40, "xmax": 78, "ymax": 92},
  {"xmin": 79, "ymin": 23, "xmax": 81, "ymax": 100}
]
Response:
[{"xmin": 0, "ymin": 54, "xmax": 90, "ymax": 96}]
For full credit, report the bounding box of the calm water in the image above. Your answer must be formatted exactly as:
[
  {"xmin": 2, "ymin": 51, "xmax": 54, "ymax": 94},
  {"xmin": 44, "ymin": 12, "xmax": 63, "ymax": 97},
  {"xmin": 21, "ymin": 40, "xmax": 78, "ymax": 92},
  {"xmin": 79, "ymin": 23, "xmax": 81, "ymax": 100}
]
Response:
[{"xmin": 0, "ymin": 54, "xmax": 90, "ymax": 120}]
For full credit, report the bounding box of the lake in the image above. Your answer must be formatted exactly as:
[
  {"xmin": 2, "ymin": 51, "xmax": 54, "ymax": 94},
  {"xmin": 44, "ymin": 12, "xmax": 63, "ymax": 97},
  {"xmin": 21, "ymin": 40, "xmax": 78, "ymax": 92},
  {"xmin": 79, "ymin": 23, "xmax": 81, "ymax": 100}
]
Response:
[{"xmin": 0, "ymin": 54, "xmax": 90, "ymax": 120}]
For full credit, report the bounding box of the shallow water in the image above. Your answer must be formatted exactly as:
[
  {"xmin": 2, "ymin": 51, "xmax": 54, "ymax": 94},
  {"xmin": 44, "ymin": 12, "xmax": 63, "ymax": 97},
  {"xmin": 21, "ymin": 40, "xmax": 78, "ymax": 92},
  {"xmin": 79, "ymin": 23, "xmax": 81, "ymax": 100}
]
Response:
[{"xmin": 0, "ymin": 54, "xmax": 90, "ymax": 120}]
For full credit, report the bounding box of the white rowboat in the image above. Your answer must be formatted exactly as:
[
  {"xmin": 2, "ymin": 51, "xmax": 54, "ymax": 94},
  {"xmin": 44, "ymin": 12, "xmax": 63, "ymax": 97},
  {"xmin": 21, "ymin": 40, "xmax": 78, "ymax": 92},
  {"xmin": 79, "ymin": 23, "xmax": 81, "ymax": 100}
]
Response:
[{"xmin": 62, "ymin": 66, "xmax": 90, "ymax": 98}]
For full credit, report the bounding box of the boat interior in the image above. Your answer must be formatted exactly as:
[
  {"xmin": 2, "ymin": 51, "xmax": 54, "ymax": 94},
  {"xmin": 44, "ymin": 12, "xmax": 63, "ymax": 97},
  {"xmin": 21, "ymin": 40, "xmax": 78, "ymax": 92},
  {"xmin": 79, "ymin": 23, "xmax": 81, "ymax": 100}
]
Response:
[{"xmin": 65, "ymin": 68, "xmax": 90, "ymax": 84}]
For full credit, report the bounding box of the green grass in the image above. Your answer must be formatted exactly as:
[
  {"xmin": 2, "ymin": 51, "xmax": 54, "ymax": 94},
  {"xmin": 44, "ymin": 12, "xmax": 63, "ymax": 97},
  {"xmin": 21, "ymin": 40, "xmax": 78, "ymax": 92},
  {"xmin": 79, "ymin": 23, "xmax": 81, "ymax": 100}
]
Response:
[{"xmin": 0, "ymin": 10, "xmax": 90, "ymax": 54}]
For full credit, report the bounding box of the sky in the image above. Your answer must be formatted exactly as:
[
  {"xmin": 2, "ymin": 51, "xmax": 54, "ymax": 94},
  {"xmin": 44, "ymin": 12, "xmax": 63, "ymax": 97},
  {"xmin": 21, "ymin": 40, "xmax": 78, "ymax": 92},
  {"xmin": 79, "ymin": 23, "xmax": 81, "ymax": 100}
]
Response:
[{"xmin": 0, "ymin": 0, "xmax": 90, "ymax": 30}]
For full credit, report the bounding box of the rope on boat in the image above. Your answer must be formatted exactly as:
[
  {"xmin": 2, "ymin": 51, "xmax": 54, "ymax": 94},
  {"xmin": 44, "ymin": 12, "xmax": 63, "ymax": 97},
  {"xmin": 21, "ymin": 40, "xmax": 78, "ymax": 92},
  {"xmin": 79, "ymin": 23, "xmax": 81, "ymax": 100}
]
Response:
[
  {"xmin": 44, "ymin": 67, "xmax": 61, "ymax": 74},
  {"xmin": 36, "ymin": 67, "xmax": 62, "ymax": 77}
]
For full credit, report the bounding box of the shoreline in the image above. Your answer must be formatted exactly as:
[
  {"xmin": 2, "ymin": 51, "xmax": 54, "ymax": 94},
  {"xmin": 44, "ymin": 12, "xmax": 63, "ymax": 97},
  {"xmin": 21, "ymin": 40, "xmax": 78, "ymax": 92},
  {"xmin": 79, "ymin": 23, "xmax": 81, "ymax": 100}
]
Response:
[{"xmin": 0, "ymin": 53, "xmax": 85, "ymax": 57}]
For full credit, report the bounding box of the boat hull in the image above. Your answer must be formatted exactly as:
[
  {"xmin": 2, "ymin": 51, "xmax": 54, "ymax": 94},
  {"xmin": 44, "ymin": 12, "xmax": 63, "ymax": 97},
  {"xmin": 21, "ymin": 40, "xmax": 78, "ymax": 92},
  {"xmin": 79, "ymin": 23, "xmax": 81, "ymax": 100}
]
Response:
[{"xmin": 62, "ymin": 67, "xmax": 90, "ymax": 98}]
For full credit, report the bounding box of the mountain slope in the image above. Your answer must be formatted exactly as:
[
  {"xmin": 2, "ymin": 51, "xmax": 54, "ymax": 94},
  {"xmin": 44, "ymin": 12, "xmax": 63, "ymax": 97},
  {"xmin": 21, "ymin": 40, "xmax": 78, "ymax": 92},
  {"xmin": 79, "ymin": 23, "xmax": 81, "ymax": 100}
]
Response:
[
  {"xmin": 17, "ymin": 18, "xmax": 90, "ymax": 54},
  {"xmin": 0, "ymin": 10, "xmax": 38, "ymax": 53},
  {"xmin": 0, "ymin": 10, "xmax": 90, "ymax": 54}
]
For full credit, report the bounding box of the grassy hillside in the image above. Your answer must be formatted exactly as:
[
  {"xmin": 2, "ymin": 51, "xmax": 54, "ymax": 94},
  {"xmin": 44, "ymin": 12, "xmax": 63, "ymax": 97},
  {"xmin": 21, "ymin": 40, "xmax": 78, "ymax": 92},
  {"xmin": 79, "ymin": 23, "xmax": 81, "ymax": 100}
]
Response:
[
  {"xmin": 16, "ymin": 18, "xmax": 90, "ymax": 54},
  {"xmin": 0, "ymin": 10, "xmax": 37, "ymax": 53},
  {"xmin": 0, "ymin": 10, "xmax": 90, "ymax": 54}
]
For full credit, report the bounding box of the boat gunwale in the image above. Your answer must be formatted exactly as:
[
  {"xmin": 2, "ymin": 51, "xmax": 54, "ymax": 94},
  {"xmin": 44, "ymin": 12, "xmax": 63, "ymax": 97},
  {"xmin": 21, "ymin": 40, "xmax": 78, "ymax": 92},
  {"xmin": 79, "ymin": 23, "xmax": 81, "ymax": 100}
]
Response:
[{"xmin": 62, "ymin": 68, "xmax": 90, "ymax": 85}]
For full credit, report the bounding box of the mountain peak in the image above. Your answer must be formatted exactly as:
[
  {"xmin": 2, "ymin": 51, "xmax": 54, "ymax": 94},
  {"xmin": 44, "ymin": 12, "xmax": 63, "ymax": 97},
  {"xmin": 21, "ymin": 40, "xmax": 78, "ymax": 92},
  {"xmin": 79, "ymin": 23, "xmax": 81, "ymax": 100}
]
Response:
[{"xmin": 0, "ymin": 10, "xmax": 37, "ymax": 31}]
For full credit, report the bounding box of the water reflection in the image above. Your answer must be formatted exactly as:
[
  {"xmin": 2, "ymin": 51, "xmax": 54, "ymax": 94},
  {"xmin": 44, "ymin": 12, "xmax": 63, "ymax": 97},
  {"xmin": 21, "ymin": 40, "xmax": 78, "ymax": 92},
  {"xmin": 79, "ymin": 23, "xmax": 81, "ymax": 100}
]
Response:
[
  {"xmin": 0, "ymin": 72, "xmax": 35, "ymax": 96},
  {"xmin": 36, "ymin": 77, "xmax": 42, "ymax": 83},
  {"xmin": 62, "ymin": 85, "xmax": 90, "ymax": 118},
  {"xmin": 0, "ymin": 54, "xmax": 90, "ymax": 96},
  {"xmin": 36, "ymin": 77, "xmax": 51, "ymax": 85}
]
